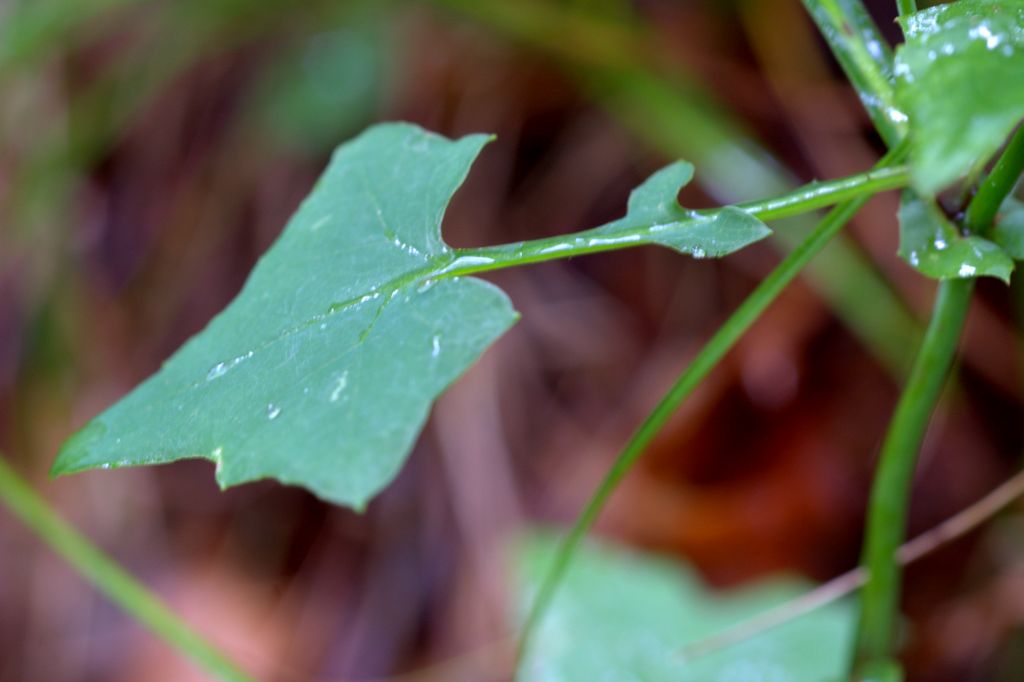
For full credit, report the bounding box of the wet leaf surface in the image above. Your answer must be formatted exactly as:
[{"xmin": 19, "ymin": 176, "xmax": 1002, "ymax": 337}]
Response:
[
  {"xmin": 52, "ymin": 124, "xmax": 518, "ymax": 508},
  {"xmin": 898, "ymin": 191, "xmax": 1013, "ymax": 282},
  {"xmin": 896, "ymin": 0, "xmax": 1024, "ymax": 194}
]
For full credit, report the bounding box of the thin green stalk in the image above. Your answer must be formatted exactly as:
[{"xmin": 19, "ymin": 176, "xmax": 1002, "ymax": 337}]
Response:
[
  {"xmin": 0, "ymin": 456, "xmax": 252, "ymax": 682},
  {"xmin": 450, "ymin": 164, "xmax": 908, "ymax": 274},
  {"xmin": 896, "ymin": 0, "xmax": 917, "ymax": 19},
  {"xmin": 853, "ymin": 127, "xmax": 1024, "ymax": 674},
  {"xmin": 966, "ymin": 124, "xmax": 1024, "ymax": 236},
  {"xmin": 801, "ymin": 0, "xmax": 904, "ymax": 146},
  {"xmin": 516, "ymin": 145, "xmax": 907, "ymax": 667},
  {"xmin": 851, "ymin": 278, "xmax": 973, "ymax": 674}
]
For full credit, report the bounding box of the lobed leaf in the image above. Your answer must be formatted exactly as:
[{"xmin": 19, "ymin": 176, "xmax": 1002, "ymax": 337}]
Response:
[
  {"xmin": 515, "ymin": 534, "xmax": 854, "ymax": 681},
  {"xmin": 53, "ymin": 123, "xmax": 518, "ymax": 508},
  {"xmin": 53, "ymin": 122, "xmax": 767, "ymax": 508},
  {"xmin": 895, "ymin": 0, "xmax": 1024, "ymax": 195},
  {"xmin": 898, "ymin": 191, "xmax": 1014, "ymax": 282}
]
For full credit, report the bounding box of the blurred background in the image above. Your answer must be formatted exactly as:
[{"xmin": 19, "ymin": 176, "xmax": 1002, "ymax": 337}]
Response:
[{"xmin": 1, "ymin": 0, "xmax": 1024, "ymax": 679}]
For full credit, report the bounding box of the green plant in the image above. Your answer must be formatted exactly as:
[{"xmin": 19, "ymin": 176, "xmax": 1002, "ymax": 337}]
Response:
[{"xmin": 4, "ymin": 0, "xmax": 1024, "ymax": 679}]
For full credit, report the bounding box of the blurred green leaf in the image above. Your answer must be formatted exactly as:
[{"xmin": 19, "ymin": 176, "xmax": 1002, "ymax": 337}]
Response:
[
  {"xmin": 249, "ymin": 23, "xmax": 389, "ymax": 154},
  {"xmin": 515, "ymin": 534, "xmax": 855, "ymax": 681},
  {"xmin": 896, "ymin": 0, "xmax": 1024, "ymax": 194},
  {"xmin": 898, "ymin": 191, "xmax": 1013, "ymax": 282},
  {"xmin": 52, "ymin": 123, "xmax": 518, "ymax": 508}
]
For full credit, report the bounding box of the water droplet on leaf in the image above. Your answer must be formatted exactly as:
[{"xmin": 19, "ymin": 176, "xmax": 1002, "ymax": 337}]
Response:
[
  {"xmin": 207, "ymin": 362, "xmax": 228, "ymax": 380},
  {"xmin": 330, "ymin": 372, "xmax": 349, "ymax": 402}
]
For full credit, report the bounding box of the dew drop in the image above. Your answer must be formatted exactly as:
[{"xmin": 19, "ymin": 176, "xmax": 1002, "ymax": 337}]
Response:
[
  {"xmin": 958, "ymin": 263, "xmax": 976, "ymax": 277},
  {"xmin": 330, "ymin": 372, "xmax": 349, "ymax": 402},
  {"xmin": 207, "ymin": 362, "xmax": 228, "ymax": 380},
  {"xmin": 692, "ymin": 248, "xmax": 706, "ymax": 259},
  {"xmin": 933, "ymin": 238, "xmax": 948, "ymax": 250},
  {"xmin": 888, "ymin": 108, "xmax": 909, "ymax": 124},
  {"xmin": 267, "ymin": 403, "xmax": 281, "ymax": 420},
  {"xmin": 431, "ymin": 335, "xmax": 441, "ymax": 358}
]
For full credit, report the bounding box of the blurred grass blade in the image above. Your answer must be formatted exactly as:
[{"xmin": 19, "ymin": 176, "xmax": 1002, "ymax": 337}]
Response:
[
  {"xmin": 0, "ymin": 456, "xmax": 252, "ymax": 681},
  {"xmin": 801, "ymin": 0, "xmax": 905, "ymax": 145}
]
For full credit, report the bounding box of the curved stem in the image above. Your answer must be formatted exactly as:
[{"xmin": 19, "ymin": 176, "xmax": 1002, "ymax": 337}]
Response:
[
  {"xmin": 852, "ymin": 278, "xmax": 973, "ymax": 672},
  {"xmin": 451, "ymin": 164, "xmax": 908, "ymax": 275},
  {"xmin": 0, "ymin": 456, "xmax": 252, "ymax": 682},
  {"xmin": 853, "ymin": 122, "xmax": 1024, "ymax": 675}
]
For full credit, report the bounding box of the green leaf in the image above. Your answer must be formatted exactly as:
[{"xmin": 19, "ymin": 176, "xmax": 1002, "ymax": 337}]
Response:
[
  {"xmin": 515, "ymin": 533, "xmax": 855, "ymax": 681},
  {"xmin": 590, "ymin": 161, "xmax": 771, "ymax": 258},
  {"xmin": 898, "ymin": 191, "xmax": 1014, "ymax": 282},
  {"xmin": 896, "ymin": 0, "xmax": 1024, "ymax": 194},
  {"xmin": 52, "ymin": 123, "xmax": 518, "ymax": 509},
  {"xmin": 991, "ymin": 197, "xmax": 1024, "ymax": 259},
  {"xmin": 52, "ymin": 122, "xmax": 767, "ymax": 509}
]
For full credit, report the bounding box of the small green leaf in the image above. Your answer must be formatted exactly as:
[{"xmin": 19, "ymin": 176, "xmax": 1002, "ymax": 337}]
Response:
[
  {"xmin": 515, "ymin": 533, "xmax": 854, "ymax": 681},
  {"xmin": 590, "ymin": 161, "xmax": 771, "ymax": 258},
  {"xmin": 991, "ymin": 197, "xmax": 1024, "ymax": 259},
  {"xmin": 52, "ymin": 123, "xmax": 518, "ymax": 508},
  {"xmin": 895, "ymin": 0, "xmax": 1024, "ymax": 194},
  {"xmin": 898, "ymin": 191, "xmax": 1014, "ymax": 282}
]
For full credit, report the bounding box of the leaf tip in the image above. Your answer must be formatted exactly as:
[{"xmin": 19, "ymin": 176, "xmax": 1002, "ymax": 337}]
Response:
[{"xmin": 50, "ymin": 419, "xmax": 107, "ymax": 478}]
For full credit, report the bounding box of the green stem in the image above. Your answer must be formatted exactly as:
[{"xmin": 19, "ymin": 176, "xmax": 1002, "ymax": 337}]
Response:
[
  {"xmin": 801, "ymin": 0, "xmax": 904, "ymax": 146},
  {"xmin": 516, "ymin": 147, "xmax": 907, "ymax": 667},
  {"xmin": 966, "ymin": 124, "xmax": 1024, "ymax": 236},
  {"xmin": 0, "ymin": 456, "xmax": 252, "ymax": 682},
  {"xmin": 450, "ymin": 164, "xmax": 908, "ymax": 274},
  {"xmin": 853, "ymin": 125, "xmax": 1024, "ymax": 674},
  {"xmin": 852, "ymin": 278, "xmax": 973, "ymax": 673},
  {"xmin": 896, "ymin": 0, "xmax": 917, "ymax": 19}
]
